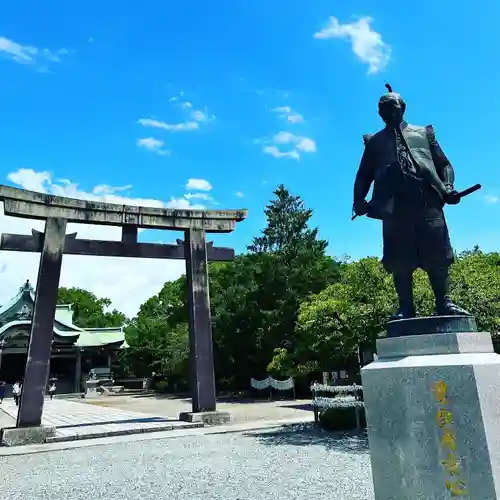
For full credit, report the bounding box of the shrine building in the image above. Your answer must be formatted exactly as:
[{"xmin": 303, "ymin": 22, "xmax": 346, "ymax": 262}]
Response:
[{"xmin": 0, "ymin": 280, "xmax": 127, "ymax": 394}]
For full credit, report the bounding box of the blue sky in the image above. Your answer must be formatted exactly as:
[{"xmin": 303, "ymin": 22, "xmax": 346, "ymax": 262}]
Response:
[{"xmin": 0, "ymin": 1, "xmax": 499, "ymax": 314}]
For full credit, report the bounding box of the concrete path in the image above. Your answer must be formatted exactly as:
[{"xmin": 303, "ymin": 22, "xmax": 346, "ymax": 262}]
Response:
[
  {"xmin": 0, "ymin": 405, "xmax": 16, "ymax": 428},
  {"xmin": 0, "ymin": 399, "xmax": 201, "ymax": 442},
  {"xmin": 83, "ymin": 395, "xmax": 314, "ymax": 424}
]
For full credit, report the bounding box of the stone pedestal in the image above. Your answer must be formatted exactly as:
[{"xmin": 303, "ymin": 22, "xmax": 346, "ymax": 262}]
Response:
[
  {"xmin": 362, "ymin": 319, "xmax": 500, "ymax": 500},
  {"xmin": 85, "ymin": 379, "xmax": 100, "ymax": 397},
  {"xmin": 1, "ymin": 425, "xmax": 56, "ymax": 446},
  {"xmin": 179, "ymin": 411, "xmax": 230, "ymax": 425}
]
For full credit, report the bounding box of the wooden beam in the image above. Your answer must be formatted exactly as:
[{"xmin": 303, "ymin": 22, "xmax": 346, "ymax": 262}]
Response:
[
  {"xmin": 18, "ymin": 217, "xmax": 67, "ymax": 428},
  {"xmin": 0, "ymin": 233, "xmax": 235, "ymax": 261}
]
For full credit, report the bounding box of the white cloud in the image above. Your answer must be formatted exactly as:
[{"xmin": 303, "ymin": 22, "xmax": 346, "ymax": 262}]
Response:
[
  {"xmin": 136, "ymin": 137, "xmax": 169, "ymax": 156},
  {"xmin": 137, "ymin": 99, "xmax": 214, "ymax": 142},
  {"xmin": 92, "ymin": 184, "xmax": 132, "ymax": 195},
  {"xmin": 263, "ymin": 131, "xmax": 316, "ymax": 160},
  {"xmin": 0, "ymin": 36, "xmax": 70, "ymax": 66},
  {"xmin": 272, "ymin": 106, "xmax": 304, "ymax": 124},
  {"xmin": 165, "ymin": 197, "xmax": 206, "ymax": 210},
  {"xmin": 184, "ymin": 192, "xmax": 213, "ymax": 201},
  {"xmin": 0, "ymin": 169, "xmax": 214, "ymax": 317},
  {"xmin": 138, "ymin": 118, "xmax": 199, "ymax": 132},
  {"xmin": 314, "ymin": 16, "xmax": 391, "ymax": 74},
  {"xmin": 7, "ymin": 169, "xmax": 51, "ymax": 192},
  {"xmin": 274, "ymin": 131, "xmax": 317, "ymax": 152},
  {"xmin": 185, "ymin": 178, "xmax": 213, "ymax": 191},
  {"xmin": 263, "ymin": 146, "xmax": 300, "ymax": 160},
  {"xmin": 235, "ymin": 191, "xmax": 244, "ymax": 198},
  {"xmin": 191, "ymin": 110, "xmax": 207, "ymax": 122},
  {"xmin": 484, "ymin": 195, "xmax": 499, "ymax": 204}
]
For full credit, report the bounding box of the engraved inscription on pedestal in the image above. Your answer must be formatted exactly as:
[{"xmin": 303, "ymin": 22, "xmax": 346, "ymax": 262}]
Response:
[{"xmin": 362, "ymin": 317, "xmax": 500, "ymax": 499}]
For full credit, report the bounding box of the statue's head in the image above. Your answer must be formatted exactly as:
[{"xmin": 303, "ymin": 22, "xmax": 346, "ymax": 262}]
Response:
[{"xmin": 378, "ymin": 83, "xmax": 406, "ymax": 127}]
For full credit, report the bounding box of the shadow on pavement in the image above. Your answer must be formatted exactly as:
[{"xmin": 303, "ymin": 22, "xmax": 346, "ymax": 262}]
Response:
[
  {"xmin": 277, "ymin": 402, "xmax": 313, "ymax": 412},
  {"xmin": 130, "ymin": 394, "xmax": 191, "ymax": 401},
  {"xmin": 57, "ymin": 416, "xmax": 173, "ymax": 429},
  {"xmin": 246, "ymin": 423, "xmax": 369, "ymax": 454}
]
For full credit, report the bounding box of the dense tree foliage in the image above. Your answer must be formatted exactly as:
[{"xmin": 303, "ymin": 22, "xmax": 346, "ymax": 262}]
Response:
[
  {"xmin": 271, "ymin": 248, "xmax": 500, "ymax": 376},
  {"xmin": 57, "ymin": 287, "xmax": 127, "ymax": 328},
  {"xmin": 60, "ymin": 185, "xmax": 500, "ymax": 392},
  {"xmin": 210, "ymin": 185, "xmax": 340, "ymax": 387},
  {"xmin": 120, "ymin": 279, "xmax": 189, "ymax": 382},
  {"xmin": 118, "ymin": 185, "xmax": 340, "ymax": 386}
]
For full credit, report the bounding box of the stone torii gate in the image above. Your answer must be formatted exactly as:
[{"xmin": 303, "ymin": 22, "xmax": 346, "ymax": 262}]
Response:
[{"xmin": 0, "ymin": 185, "xmax": 247, "ymax": 432}]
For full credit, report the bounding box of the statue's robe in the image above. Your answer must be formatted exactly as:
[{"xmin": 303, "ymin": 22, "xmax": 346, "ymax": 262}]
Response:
[{"xmin": 354, "ymin": 121, "xmax": 455, "ymax": 274}]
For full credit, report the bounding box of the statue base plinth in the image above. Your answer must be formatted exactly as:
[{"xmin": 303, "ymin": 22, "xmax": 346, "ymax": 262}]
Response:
[
  {"xmin": 387, "ymin": 314, "xmax": 477, "ymax": 338},
  {"xmin": 362, "ymin": 323, "xmax": 500, "ymax": 499}
]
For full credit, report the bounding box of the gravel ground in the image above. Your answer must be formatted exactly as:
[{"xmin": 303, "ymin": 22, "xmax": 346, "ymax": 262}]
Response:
[{"xmin": 0, "ymin": 424, "xmax": 374, "ymax": 500}]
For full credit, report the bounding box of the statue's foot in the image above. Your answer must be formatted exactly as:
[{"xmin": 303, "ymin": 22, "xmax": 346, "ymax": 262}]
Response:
[
  {"xmin": 435, "ymin": 300, "xmax": 472, "ymax": 317},
  {"xmin": 390, "ymin": 307, "xmax": 416, "ymax": 321}
]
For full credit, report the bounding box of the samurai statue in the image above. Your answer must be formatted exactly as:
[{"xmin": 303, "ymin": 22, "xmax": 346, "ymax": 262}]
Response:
[{"xmin": 353, "ymin": 84, "xmax": 471, "ymax": 320}]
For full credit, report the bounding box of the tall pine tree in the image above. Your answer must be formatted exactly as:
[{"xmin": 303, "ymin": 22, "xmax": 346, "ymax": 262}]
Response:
[
  {"xmin": 248, "ymin": 184, "xmax": 328, "ymax": 257},
  {"xmin": 247, "ymin": 185, "xmax": 340, "ymax": 373}
]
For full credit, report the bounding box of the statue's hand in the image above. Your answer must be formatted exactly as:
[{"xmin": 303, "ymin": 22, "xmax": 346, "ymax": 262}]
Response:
[
  {"xmin": 444, "ymin": 189, "xmax": 461, "ymax": 205},
  {"xmin": 353, "ymin": 199, "xmax": 369, "ymax": 216}
]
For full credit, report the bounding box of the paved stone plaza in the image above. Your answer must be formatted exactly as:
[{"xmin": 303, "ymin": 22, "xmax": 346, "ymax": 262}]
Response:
[
  {"xmin": 0, "ymin": 399, "xmax": 201, "ymax": 442},
  {"xmin": 83, "ymin": 394, "xmax": 314, "ymax": 424},
  {"xmin": 0, "ymin": 424, "xmax": 374, "ymax": 500}
]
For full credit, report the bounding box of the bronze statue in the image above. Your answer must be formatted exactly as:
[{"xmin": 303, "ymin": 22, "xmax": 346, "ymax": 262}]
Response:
[{"xmin": 353, "ymin": 84, "xmax": 480, "ymax": 320}]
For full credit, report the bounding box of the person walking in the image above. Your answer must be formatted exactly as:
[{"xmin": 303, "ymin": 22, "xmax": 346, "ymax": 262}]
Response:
[
  {"xmin": 48, "ymin": 381, "xmax": 56, "ymax": 400},
  {"xmin": 12, "ymin": 381, "xmax": 21, "ymax": 406}
]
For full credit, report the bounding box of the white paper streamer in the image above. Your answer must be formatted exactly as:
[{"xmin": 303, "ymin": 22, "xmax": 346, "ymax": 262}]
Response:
[
  {"xmin": 311, "ymin": 384, "xmax": 364, "ymax": 413},
  {"xmin": 310, "ymin": 383, "xmax": 362, "ymax": 394},
  {"xmin": 250, "ymin": 377, "xmax": 271, "ymax": 390},
  {"xmin": 312, "ymin": 397, "xmax": 364, "ymax": 409},
  {"xmin": 270, "ymin": 377, "xmax": 295, "ymax": 391},
  {"xmin": 250, "ymin": 377, "xmax": 295, "ymax": 391}
]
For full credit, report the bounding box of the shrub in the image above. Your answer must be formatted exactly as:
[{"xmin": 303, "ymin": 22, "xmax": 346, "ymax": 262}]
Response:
[
  {"xmin": 155, "ymin": 380, "xmax": 169, "ymax": 393},
  {"xmin": 319, "ymin": 406, "xmax": 366, "ymax": 431}
]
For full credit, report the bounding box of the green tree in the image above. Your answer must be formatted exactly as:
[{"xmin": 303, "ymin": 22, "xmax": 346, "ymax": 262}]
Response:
[
  {"xmin": 449, "ymin": 249, "xmax": 500, "ymax": 333},
  {"xmin": 124, "ymin": 317, "xmax": 189, "ymax": 379},
  {"xmin": 273, "ymin": 249, "xmax": 500, "ymax": 376},
  {"xmin": 123, "ymin": 185, "xmax": 340, "ymax": 387},
  {"xmin": 135, "ymin": 278, "xmax": 187, "ymax": 326},
  {"xmin": 57, "ymin": 287, "xmax": 127, "ymax": 328},
  {"xmin": 246, "ymin": 185, "xmax": 340, "ymax": 377},
  {"xmin": 269, "ymin": 257, "xmax": 395, "ymax": 375},
  {"xmin": 209, "ymin": 253, "xmax": 278, "ymax": 387},
  {"xmin": 122, "ymin": 277, "xmax": 189, "ymax": 379},
  {"xmin": 248, "ymin": 184, "xmax": 328, "ymax": 256}
]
